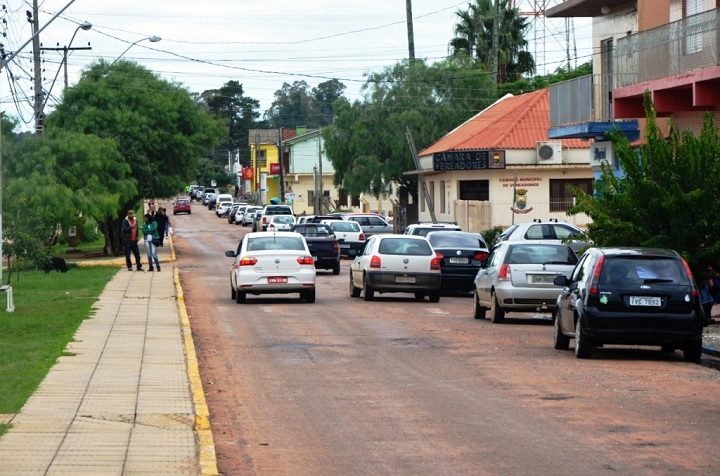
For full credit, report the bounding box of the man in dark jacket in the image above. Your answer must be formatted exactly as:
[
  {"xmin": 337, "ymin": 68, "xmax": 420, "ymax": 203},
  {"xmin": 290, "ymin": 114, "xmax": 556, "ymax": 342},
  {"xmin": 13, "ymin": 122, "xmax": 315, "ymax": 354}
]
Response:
[
  {"xmin": 121, "ymin": 210, "xmax": 143, "ymax": 271},
  {"xmin": 154, "ymin": 208, "xmax": 169, "ymax": 247}
]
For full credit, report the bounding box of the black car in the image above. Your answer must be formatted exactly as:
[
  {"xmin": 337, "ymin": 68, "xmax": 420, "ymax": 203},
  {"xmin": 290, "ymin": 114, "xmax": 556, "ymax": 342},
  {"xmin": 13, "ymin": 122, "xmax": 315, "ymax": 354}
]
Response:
[
  {"xmin": 290, "ymin": 223, "xmax": 341, "ymax": 275},
  {"xmin": 425, "ymin": 231, "xmax": 488, "ymax": 293},
  {"xmin": 553, "ymin": 247, "xmax": 705, "ymax": 362}
]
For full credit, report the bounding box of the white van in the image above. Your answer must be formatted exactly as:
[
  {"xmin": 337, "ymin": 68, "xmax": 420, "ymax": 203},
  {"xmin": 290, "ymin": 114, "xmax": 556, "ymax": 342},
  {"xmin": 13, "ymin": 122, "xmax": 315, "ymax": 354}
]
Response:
[{"xmin": 215, "ymin": 194, "xmax": 234, "ymax": 216}]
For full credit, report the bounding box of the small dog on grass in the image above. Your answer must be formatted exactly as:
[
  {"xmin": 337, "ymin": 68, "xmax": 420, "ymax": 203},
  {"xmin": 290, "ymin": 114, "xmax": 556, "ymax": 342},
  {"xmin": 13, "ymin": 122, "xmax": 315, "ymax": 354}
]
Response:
[{"xmin": 44, "ymin": 257, "xmax": 69, "ymax": 273}]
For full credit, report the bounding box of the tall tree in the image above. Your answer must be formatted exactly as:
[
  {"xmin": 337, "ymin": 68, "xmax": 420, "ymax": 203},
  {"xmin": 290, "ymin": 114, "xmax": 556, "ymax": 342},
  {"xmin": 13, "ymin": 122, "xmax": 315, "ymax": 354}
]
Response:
[
  {"xmin": 197, "ymin": 80, "xmax": 263, "ymax": 166},
  {"xmin": 48, "ymin": 60, "xmax": 224, "ymax": 255},
  {"xmin": 323, "ymin": 57, "xmax": 496, "ymax": 201},
  {"xmin": 449, "ymin": 0, "xmax": 535, "ymax": 83},
  {"xmin": 265, "ymin": 79, "xmax": 346, "ymax": 128},
  {"xmin": 569, "ymin": 92, "xmax": 720, "ymax": 276}
]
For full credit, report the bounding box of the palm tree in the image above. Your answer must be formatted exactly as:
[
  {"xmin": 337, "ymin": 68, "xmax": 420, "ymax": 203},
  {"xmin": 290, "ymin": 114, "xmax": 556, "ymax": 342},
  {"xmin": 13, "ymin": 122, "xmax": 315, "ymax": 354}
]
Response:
[{"xmin": 449, "ymin": 0, "xmax": 535, "ymax": 83}]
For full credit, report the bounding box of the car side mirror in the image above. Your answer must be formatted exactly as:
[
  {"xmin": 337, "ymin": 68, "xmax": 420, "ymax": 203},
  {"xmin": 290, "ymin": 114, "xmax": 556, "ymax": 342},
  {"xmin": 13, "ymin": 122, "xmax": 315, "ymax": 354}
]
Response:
[
  {"xmin": 553, "ymin": 275, "xmax": 569, "ymax": 287},
  {"xmin": 225, "ymin": 251, "xmax": 236, "ymax": 258}
]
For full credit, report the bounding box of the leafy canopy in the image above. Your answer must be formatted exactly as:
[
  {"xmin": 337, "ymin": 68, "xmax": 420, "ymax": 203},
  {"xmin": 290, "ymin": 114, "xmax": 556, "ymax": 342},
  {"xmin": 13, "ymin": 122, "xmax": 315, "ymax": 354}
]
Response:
[{"xmin": 569, "ymin": 92, "xmax": 720, "ymax": 275}]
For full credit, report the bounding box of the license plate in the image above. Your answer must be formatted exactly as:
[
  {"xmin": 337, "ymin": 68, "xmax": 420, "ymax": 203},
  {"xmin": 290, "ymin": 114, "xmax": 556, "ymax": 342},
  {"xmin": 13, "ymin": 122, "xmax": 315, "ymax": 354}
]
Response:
[
  {"xmin": 630, "ymin": 296, "xmax": 661, "ymax": 307},
  {"xmin": 530, "ymin": 274, "xmax": 556, "ymax": 284},
  {"xmin": 396, "ymin": 276, "xmax": 416, "ymax": 284},
  {"xmin": 340, "ymin": 244, "xmax": 350, "ymax": 248},
  {"xmin": 267, "ymin": 277, "xmax": 288, "ymax": 284},
  {"xmin": 449, "ymin": 257, "xmax": 469, "ymax": 264}
]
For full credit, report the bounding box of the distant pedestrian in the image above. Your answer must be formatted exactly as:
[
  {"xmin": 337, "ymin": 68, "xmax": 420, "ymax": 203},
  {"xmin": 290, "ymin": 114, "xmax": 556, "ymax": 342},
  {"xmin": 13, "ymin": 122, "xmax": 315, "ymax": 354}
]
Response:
[
  {"xmin": 121, "ymin": 210, "xmax": 143, "ymax": 271},
  {"xmin": 142, "ymin": 213, "xmax": 161, "ymax": 272},
  {"xmin": 154, "ymin": 207, "xmax": 169, "ymax": 246}
]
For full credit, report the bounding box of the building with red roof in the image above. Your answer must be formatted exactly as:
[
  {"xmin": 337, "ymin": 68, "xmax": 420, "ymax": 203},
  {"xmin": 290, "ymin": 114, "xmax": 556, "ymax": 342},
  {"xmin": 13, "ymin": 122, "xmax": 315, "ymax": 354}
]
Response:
[{"xmin": 412, "ymin": 89, "xmax": 592, "ymax": 231}]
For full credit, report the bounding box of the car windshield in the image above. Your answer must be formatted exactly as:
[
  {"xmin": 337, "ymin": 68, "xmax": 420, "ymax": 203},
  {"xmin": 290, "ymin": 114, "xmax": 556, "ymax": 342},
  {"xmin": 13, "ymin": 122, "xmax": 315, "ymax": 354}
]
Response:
[
  {"xmin": 507, "ymin": 244, "xmax": 577, "ymax": 265},
  {"xmin": 600, "ymin": 257, "xmax": 689, "ymax": 285},
  {"xmin": 379, "ymin": 238, "xmax": 432, "ymax": 256},
  {"xmin": 428, "ymin": 234, "xmax": 485, "ymax": 248},
  {"xmin": 246, "ymin": 236, "xmax": 305, "ymax": 251}
]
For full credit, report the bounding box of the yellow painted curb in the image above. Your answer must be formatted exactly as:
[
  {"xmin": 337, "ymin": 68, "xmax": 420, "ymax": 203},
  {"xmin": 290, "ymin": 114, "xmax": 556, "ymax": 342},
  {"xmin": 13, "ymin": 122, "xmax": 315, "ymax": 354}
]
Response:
[{"xmin": 174, "ymin": 267, "xmax": 219, "ymax": 475}]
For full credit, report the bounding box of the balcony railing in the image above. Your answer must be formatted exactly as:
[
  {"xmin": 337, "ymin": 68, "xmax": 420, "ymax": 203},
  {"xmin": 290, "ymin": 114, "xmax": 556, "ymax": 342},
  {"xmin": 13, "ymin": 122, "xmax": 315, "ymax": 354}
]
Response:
[
  {"xmin": 615, "ymin": 8, "xmax": 720, "ymax": 89},
  {"xmin": 549, "ymin": 74, "xmax": 612, "ymax": 127}
]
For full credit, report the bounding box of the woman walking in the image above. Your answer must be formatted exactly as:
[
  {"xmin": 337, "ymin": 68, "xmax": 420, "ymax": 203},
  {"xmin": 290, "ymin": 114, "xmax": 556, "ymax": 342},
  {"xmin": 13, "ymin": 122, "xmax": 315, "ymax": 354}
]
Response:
[{"xmin": 142, "ymin": 213, "xmax": 161, "ymax": 272}]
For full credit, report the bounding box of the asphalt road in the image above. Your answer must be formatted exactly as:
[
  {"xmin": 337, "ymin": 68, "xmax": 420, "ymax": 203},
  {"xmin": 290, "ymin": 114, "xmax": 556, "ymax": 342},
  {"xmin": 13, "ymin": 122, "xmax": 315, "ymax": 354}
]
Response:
[{"xmin": 173, "ymin": 204, "xmax": 720, "ymax": 476}]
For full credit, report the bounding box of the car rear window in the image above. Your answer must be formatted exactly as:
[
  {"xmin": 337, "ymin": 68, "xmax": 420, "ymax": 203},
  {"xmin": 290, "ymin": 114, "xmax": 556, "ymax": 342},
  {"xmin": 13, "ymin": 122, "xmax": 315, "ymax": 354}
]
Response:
[
  {"xmin": 600, "ymin": 258, "xmax": 689, "ymax": 285},
  {"xmin": 265, "ymin": 206, "xmax": 293, "ymax": 215},
  {"xmin": 379, "ymin": 238, "xmax": 432, "ymax": 256},
  {"xmin": 507, "ymin": 244, "xmax": 577, "ymax": 265},
  {"xmin": 429, "ymin": 234, "xmax": 485, "ymax": 249},
  {"xmin": 328, "ymin": 222, "xmax": 359, "ymax": 232},
  {"xmin": 247, "ymin": 236, "xmax": 305, "ymax": 251},
  {"xmin": 292, "ymin": 224, "xmax": 332, "ymax": 236}
]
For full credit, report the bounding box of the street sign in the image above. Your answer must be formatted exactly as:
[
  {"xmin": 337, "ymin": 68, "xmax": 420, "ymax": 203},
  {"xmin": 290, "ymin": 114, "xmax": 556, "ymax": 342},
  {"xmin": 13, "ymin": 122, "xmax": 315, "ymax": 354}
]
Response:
[{"xmin": 285, "ymin": 192, "xmax": 297, "ymax": 200}]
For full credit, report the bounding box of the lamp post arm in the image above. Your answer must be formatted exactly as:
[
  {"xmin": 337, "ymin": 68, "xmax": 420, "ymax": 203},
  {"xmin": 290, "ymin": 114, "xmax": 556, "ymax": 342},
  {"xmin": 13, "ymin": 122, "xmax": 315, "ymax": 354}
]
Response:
[{"xmin": 0, "ymin": 0, "xmax": 77, "ymax": 70}]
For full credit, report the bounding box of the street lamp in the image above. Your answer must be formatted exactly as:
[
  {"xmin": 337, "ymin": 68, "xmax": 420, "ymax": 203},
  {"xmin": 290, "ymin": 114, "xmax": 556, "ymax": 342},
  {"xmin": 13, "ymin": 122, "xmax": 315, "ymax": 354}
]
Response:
[
  {"xmin": 38, "ymin": 20, "xmax": 92, "ymax": 121},
  {"xmin": 110, "ymin": 36, "xmax": 161, "ymax": 67}
]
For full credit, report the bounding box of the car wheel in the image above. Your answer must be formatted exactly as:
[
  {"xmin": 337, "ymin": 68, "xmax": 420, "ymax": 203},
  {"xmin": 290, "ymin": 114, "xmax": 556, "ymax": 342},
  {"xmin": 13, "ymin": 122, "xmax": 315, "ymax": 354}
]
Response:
[
  {"xmin": 302, "ymin": 289, "xmax": 316, "ymax": 303},
  {"xmin": 553, "ymin": 309, "xmax": 570, "ymax": 350},
  {"xmin": 574, "ymin": 318, "xmax": 592, "ymax": 358},
  {"xmin": 490, "ymin": 292, "xmax": 505, "ymax": 323},
  {"xmin": 414, "ymin": 292, "xmax": 425, "ymax": 301},
  {"xmin": 231, "ymin": 285, "xmax": 236, "ymax": 300},
  {"xmin": 363, "ymin": 275, "xmax": 375, "ymax": 301},
  {"xmin": 473, "ymin": 291, "xmax": 486, "ymax": 319},
  {"xmin": 332, "ymin": 262, "xmax": 341, "ymax": 275},
  {"xmin": 349, "ymin": 273, "xmax": 361, "ymax": 298},
  {"xmin": 235, "ymin": 290, "xmax": 246, "ymax": 304},
  {"xmin": 682, "ymin": 339, "xmax": 702, "ymax": 363},
  {"xmin": 428, "ymin": 291, "xmax": 440, "ymax": 303}
]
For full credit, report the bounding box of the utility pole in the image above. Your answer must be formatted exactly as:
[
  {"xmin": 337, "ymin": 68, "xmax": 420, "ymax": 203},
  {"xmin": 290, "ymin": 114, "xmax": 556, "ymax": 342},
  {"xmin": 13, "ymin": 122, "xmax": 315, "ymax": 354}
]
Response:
[
  {"xmin": 278, "ymin": 128, "xmax": 285, "ymax": 204},
  {"xmin": 31, "ymin": 0, "xmax": 43, "ymax": 133},
  {"xmin": 406, "ymin": 0, "xmax": 415, "ymax": 63},
  {"xmin": 490, "ymin": 0, "xmax": 501, "ymax": 84},
  {"xmin": 40, "ymin": 41, "xmax": 92, "ymax": 90}
]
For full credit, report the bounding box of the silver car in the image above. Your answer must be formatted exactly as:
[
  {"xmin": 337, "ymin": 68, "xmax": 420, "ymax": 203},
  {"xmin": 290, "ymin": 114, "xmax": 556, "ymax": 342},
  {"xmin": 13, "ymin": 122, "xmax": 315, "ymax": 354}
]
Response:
[{"xmin": 473, "ymin": 241, "xmax": 578, "ymax": 323}]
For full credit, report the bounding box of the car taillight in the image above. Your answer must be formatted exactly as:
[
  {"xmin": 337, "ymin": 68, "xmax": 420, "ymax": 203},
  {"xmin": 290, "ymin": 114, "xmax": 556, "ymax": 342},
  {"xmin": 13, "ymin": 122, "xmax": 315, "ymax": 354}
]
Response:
[
  {"xmin": 435, "ymin": 252, "xmax": 444, "ymax": 260},
  {"xmin": 297, "ymin": 256, "xmax": 314, "ymax": 265},
  {"xmin": 370, "ymin": 255, "xmax": 381, "ymax": 268},
  {"xmin": 333, "ymin": 242, "xmax": 340, "ymax": 254},
  {"xmin": 588, "ymin": 255, "xmax": 605, "ymax": 295},
  {"xmin": 474, "ymin": 251, "xmax": 489, "ymax": 262},
  {"xmin": 681, "ymin": 258, "xmax": 699, "ymax": 297},
  {"xmin": 239, "ymin": 256, "xmax": 258, "ymax": 266},
  {"xmin": 498, "ymin": 263, "xmax": 510, "ymax": 280},
  {"xmin": 262, "ymin": 216, "xmax": 268, "ymax": 225},
  {"xmin": 359, "ymin": 232, "xmax": 365, "ymax": 241},
  {"xmin": 431, "ymin": 257, "xmax": 440, "ymax": 270}
]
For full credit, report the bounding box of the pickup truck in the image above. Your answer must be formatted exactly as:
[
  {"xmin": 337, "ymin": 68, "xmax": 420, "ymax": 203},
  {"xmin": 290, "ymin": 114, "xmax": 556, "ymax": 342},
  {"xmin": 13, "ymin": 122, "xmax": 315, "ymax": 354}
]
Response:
[{"xmin": 290, "ymin": 223, "xmax": 341, "ymax": 275}]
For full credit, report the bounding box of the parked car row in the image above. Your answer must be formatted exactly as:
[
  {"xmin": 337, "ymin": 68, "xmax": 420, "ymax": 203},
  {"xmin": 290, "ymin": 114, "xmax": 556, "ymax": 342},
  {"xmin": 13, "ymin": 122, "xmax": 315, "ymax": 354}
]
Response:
[{"xmin": 223, "ymin": 217, "xmax": 706, "ymax": 364}]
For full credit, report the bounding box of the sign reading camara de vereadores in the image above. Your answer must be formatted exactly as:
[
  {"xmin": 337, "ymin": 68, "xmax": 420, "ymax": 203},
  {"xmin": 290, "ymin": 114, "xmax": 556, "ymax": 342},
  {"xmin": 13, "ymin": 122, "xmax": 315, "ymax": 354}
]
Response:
[{"xmin": 433, "ymin": 150, "xmax": 505, "ymax": 171}]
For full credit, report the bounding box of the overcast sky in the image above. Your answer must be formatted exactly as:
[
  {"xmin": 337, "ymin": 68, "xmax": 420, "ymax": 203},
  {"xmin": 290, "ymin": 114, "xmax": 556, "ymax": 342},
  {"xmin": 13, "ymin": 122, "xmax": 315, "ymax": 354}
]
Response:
[{"xmin": 1, "ymin": 0, "xmax": 591, "ymax": 132}]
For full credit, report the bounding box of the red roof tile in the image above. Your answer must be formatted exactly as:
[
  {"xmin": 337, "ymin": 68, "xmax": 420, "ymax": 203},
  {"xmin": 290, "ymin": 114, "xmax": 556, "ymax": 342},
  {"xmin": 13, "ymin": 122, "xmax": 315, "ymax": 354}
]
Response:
[{"xmin": 420, "ymin": 89, "xmax": 588, "ymax": 156}]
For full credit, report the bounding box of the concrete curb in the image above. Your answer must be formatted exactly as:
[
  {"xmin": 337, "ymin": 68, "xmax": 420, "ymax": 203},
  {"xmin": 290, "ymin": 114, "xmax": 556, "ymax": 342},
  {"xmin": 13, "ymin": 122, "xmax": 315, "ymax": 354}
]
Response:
[{"xmin": 174, "ymin": 267, "xmax": 219, "ymax": 475}]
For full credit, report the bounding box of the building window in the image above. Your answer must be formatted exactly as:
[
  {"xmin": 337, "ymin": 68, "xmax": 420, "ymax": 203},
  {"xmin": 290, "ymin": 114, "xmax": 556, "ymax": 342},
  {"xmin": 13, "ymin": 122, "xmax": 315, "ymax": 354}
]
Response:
[
  {"xmin": 440, "ymin": 181, "xmax": 446, "ymax": 213},
  {"xmin": 351, "ymin": 196, "xmax": 360, "ymax": 207},
  {"xmin": 458, "ymin": 180, "xmax": 489, "ymax": 201},
  {"xmin": 307, "ymin": 190, "xmax": 314, "ymax": 204},
  {"xmin": 429, "ymin": 181, "xmax": 435, "ymax": 213},
  {"xmin": 684, "ymin": 0, "xmax": 702, "ymax": 54},
  {"xmin": 256, "ymin": 149, "xmax": 267, "ymax": 168},
  {"xmin": 338, "ymin": 188, "xmax": 348, "ymax": 207},
  {"xmin": 550, "ymin": 179, "xmax": 593, "ymax": 212}
]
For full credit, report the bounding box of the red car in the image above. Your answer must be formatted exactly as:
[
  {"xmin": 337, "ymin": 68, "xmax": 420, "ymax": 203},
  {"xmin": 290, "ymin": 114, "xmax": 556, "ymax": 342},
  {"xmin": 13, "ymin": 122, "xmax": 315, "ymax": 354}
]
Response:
[{"xmin": 173, "ymin": 198, "xmax": 192, "ymax": 215}]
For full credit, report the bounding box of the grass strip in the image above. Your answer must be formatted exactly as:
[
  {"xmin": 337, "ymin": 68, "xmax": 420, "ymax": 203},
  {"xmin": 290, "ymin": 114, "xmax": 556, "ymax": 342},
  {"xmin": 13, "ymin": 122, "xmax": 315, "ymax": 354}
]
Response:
[{"xmin": 0, "ymin": 266, "xmax": 117, "ymax": 436}]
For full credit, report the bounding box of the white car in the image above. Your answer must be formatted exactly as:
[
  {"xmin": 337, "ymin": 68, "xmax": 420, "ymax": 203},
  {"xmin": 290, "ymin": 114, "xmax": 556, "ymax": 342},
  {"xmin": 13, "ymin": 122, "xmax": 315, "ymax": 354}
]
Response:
[
  {"xmin": 215, "ymin": 198, "xmax": 234, "ymax": 217},
  {"xmin": 349, "ymin": 234, "xmax": 442, "ymax": 302},
  {"xmin": 499, "ymin": 219, "xmax": 590, "ymax": 253},
  {"xmin": 225, "ymin": 231, "xmax": 316, "ymax": 303},
  {"xmin": 267, "ymin": 214, "xmax": 296, "ymax": 231},
  {"xmin": 237, "ymin": 206, "xmax": 262, "ymax": 226},
  {"xmin": 322, "ymin": 219, "xmax": 365, "ymax": 258}
]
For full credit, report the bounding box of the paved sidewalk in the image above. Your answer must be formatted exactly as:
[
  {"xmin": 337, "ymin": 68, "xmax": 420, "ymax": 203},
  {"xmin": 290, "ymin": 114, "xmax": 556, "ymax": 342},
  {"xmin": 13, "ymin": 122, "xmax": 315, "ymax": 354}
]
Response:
[{"xmin": 0, "ymin": 238, "xmax": 217, "ymax": 475}]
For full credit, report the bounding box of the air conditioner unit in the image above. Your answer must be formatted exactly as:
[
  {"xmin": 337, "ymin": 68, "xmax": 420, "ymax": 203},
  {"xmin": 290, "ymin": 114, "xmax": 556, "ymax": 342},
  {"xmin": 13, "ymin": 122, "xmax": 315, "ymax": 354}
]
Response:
[{"xmin": 536, "ymin": 141, "xmax": 563, "ymax": 165}]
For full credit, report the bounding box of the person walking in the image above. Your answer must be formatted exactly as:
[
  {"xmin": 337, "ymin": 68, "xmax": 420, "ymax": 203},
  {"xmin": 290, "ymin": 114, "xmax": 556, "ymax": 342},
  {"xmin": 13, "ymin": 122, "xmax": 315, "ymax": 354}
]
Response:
[
  {"xmin": 154, "ymin": 207, "xmax": 169, "ymax": 247},
  {"xmin": 142, "ymin": 213, "xmax": 161, "ymax": 272},
  {"xmin": 121, "ymin": 210, "xmax": 143, "ymax": 271}
]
